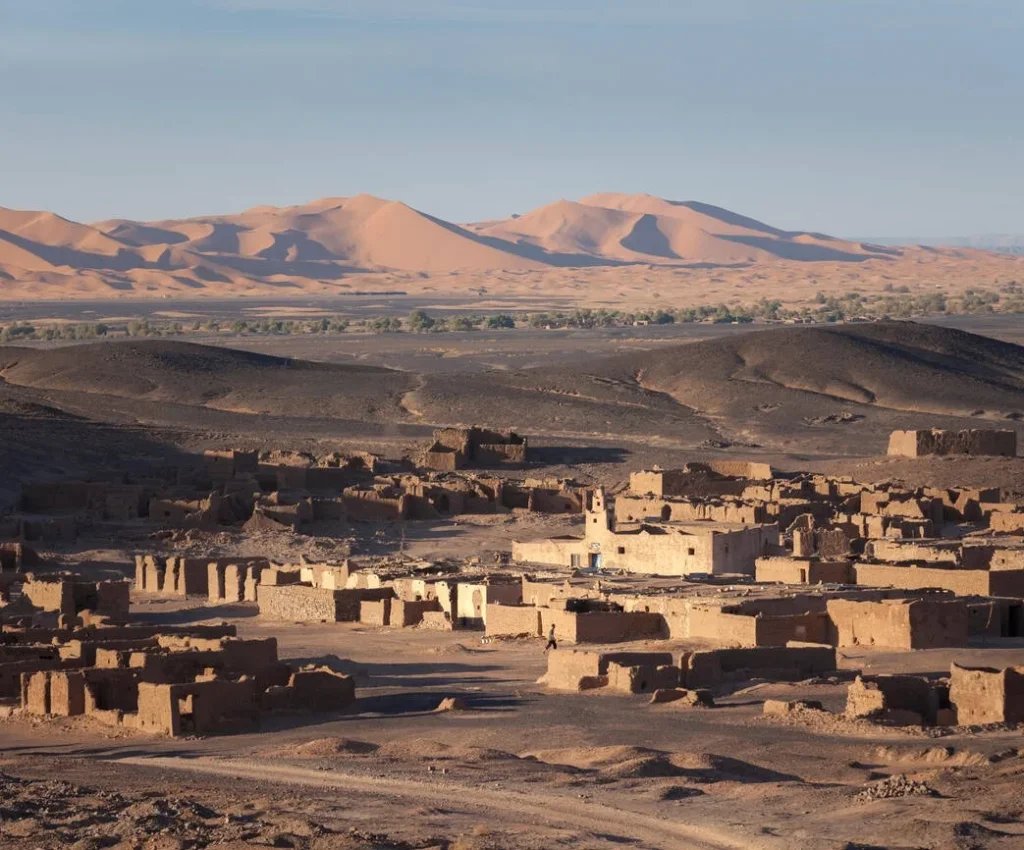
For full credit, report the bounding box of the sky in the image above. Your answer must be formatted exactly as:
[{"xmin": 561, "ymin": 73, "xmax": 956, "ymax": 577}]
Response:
[{"xmin": 1, "ymin": 0, "xmax": 1021, "ymax": 236}]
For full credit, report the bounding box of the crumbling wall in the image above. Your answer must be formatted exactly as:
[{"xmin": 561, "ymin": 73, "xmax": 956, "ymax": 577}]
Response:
[
  {"xmin": 949, "ymin": 662, "xmax": 1024, "ymax": 725},
  {"xmin": 389, "ymin": 598, "xmax": 441, "ymax": 627},
  {"xmin": 846, "ymin": 674, "xmax": 944, "ymax": 725},
  {"xmin": 543, "ymin": 649, "xmax": 674, "ymax": 691},
  {"xmin": 888, "ymin": 429, "xmax": 1017, "ymax": 458},
  {"xmin": 685, "ymin": 646, "xmax": 836, "ymax": 689},
  {"xmin": 21, "ymin": 577, "xmax": 74, "ymax": 616},
  {"xmin": 826, "ymin": 598, "xmax": 968, "ymax": 650},
  {"xmin": 257, "ymin": 584, "xmax": 393, "ymax": 623},
  {"xmin": 136, "ymin": 679, "xmax": 260, "ymax": 736}
]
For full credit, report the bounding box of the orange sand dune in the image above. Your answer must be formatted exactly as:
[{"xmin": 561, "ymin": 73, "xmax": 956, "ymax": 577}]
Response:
[{"xmin": 0, "ymin": 193, "xmax": 1019, "ymax": 302}]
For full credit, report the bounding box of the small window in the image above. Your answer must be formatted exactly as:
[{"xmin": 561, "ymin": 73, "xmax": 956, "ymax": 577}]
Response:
[
  {"xmin": 570, "ymin": 554, "xmax": 581, "ymax": 568},
  {"xmin": 687, "ymin": 547, "xmax": 695, "ymax": 556},
  {"xmin": 617, "ymin": 546, "xmax": 626, "ymax": 555}
]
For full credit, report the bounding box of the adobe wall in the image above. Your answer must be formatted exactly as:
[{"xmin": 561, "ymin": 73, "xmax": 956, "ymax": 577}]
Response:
[
  {"xmin": 853, "ymin": 563, "xmax": 994, "ymax": 596},
  {"xmin": 606, "ymin": 661, "xmax": 680, "ymax": 694},
  {"xmin": 846, "ymin": 674, "xmax": 942, "ymax": 724},
  {"xmin": 867, "ymin": 540, "xmax": 962, "ymax": 566},
  {"xmin": 754, "ymin": 613, "xmax": 830, "ymax": 646},
  {"xmin": 390, "ymin": 599, "xmax": 441, "ymax": 627},
  {"xmin": 950, "ymin": 663, "xmax": 1024, "ymax": 725},
  {"xmin": 420, "ymin": 446, "xmax": 464, "ymax": 472},
  {"xmin": 988, "ymin": 570, "xmax": 1024, "ymax": 597},
  {"xmin": 286, "ymin": 668, "xmax": 355, "ymax": 712},
  {"xmin": 755, "ymin": 557, "xmax": 852, "ymax": 585},
  {"xmin": 539, "ymin": 609, "xmax": 665, "ymax": 644},
  {"xmin": 341, "ymin": 492, "xmax": 409, "ymax": 521},
  {"xmin": 615, "ymin": 495, "xmax": 767, "ymax": 526},
  {"xmin": 454, "ymin": 583, "xmax": 522, "ymax": 624},
  {"xmin": 257, "ymin": 585, "xmax": 342, "ymax": 622},
  {"xmin": 988, "ymin": 512, "xmax": 1024, "ymax": 533},
  {"xmin": 512, "ymin": 537, "xmax": 585, "ymax": 568},
  {"xmin": 94, "ymin": 581, "xmax": 131, "ymax": 621},
  {"xmin": 686, "ymin": 646, "xmax": 836, "ymax": 688},
  {"xmin": 21, "ymin": 480, "xmax": 90, "ymax": 513},
  {"xmin": 137, "ymin": 679, "xmax": 260, "ymax": 736},
  {"xmin": 888, "ymin": 428, "xmax": 1017, "ymax": 458},
  {"xmin": 359, "ymin": 598, "xmax": 392, "ymax": 627},
  {"xmin": 684, "ymin": 607, "xmax": 758, "ymax": 645},
  {"xmin": 485, "ymin": 604, "xmax": 542, "ymax": 637},
  {"xmin": 521, "ymin": 577, "xmax": 587, "ymax": 608},
  {"xmin": 826, "ymin": 598, "xmax": 968, "ymax": 650},
  {"xmin": 477, "ymin": 442, "xmax": 527, "ymax": 466},
  {"xmin": 588, "ymin": 527, "xmax": 716, "ymax": 576},
  {"xmin": 543, "ymin": 649, "xmax": 675, "ymax": 690},
  {"xmin": 22, "ymin": 578, "xmax": 74, "ymax": 615},
  {"xmin": 710, "ymin": 526, "xmax": 779, "ymax": 576}
]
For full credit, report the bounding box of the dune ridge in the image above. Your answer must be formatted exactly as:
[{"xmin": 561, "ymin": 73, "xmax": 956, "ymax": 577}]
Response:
[{"xmin": 2, "ymin": 192, "xmax": 1015, "ymax": 301}]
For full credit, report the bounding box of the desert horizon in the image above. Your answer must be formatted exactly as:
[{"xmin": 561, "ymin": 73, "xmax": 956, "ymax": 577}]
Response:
[
  {"xmin": 4, "ymin": 3, "xmax": 1024, "ymax": 850},
  {"xmin": 1, "ymin": 190, "xmax": 1021, "ymax": 308}
]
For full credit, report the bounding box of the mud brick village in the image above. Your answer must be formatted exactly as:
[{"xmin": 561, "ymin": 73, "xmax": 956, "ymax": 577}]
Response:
[{"xmin": 6, "ymin": 321, "xmax": 1024, "ymax": 849}]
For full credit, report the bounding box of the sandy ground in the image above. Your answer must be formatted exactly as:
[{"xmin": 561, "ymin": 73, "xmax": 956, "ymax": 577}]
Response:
[
  {"xmin": 4, "ymin": 592, "xmax": 1024, "ymax": 849},
  {"xmin": 6, "ymin": 504, "xmax": 1024, "ymax": 850}
]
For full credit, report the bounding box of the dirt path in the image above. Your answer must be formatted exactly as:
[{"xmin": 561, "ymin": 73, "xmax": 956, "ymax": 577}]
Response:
[{"xmin": 116, "ymin": 755, "xmax": 770, "ymax": 850}]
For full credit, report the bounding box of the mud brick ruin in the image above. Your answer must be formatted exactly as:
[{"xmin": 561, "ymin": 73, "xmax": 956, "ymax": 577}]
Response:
[
  {"xmin": 420, "ymin": 426, "xmax": 528, "ymax": 471},
  {"xmin": 5, "ymin": 426, "xmax": 1024, "ymax": 740},
  {"xmin": 4, "ymin": 615, "xmax": 355, "ymax": 735},
  {"xmin": 887, "ymin": 428, "xmax": 1018, "ymax": 458}
]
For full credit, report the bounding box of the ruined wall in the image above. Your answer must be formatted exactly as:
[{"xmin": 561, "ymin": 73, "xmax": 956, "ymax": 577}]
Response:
[
  {"xmin": 257, "ymin": 585, "xmax": 342, "ymax": 622},
  {"xmin": 341, "ymin": 491, "xmax": 409, "ymax": 521},
  {"xmin": 826, "ymin": 598, "xmax": 968, "ymax": 650},
  {"xmin": 389, "ymin": 599, "xmax": 441, "ymax": 627},
  {"xmin": 543, "ymin": 649, "xmax": 675, "ymax": 690},
  {"xmin": 22, "ymin": 578, "xmax": 74, "ymax": 616},
  {"xmin": 685, "ymin": 646, "xmax": 836, "ymax": 688},
  {"xmin": 950, "ymin": 663, "xmax": 1024, "ymax": 725},
  {"xmin": 615, "ymin": 495, "xmax": 767, "ymax": 525},
  {"xmin": 888, "ymin": 429, "xmax": 1017, "ymax": 458}
]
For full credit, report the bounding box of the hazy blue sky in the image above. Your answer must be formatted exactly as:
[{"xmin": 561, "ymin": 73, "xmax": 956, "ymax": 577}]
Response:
[{"xmin": 1, "ymin": 0, "xmax": 1021, "ymax": 235}]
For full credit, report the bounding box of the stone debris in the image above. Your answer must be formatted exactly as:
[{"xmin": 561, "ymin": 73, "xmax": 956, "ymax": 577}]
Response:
[{"xmin": 856, "ymin": 773, "xmax": 937, "ymax": 801}]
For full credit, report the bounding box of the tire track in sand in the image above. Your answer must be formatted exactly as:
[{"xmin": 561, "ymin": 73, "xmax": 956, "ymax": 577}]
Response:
[{"xmin": 115, "ymin": 755, "xmax": 770, "ymax": 850}]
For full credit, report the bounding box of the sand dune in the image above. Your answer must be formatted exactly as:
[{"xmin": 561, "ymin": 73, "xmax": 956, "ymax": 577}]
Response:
[
  {"xmin": 0, "ymin": 193, "xmax": 1019, "ymax": 301},
  {"xmin": 492, "ymin": 192, "xmax": 891, "ymax": 263}
]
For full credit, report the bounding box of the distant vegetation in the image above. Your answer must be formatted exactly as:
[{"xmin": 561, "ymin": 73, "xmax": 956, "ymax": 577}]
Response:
[{"xmin": 1, "ymin": 283, "xmax": 1022, "ymax": 344}]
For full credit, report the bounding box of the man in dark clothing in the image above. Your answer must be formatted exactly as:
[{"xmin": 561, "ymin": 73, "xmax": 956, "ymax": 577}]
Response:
[{"xmin": 544, "ymin": 623, "xmax": 557, "ymax": 652}]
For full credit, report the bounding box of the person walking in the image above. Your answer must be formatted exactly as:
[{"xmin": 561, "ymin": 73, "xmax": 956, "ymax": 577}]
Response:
[{"xmin": 544, "ymin": 623, "xmax": 557, "ymax": 652}]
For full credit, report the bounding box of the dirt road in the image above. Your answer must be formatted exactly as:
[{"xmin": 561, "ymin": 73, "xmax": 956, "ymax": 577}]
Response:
[{"xmin": 117, "ymin": 755, "xmax": 769, "ymax": 850}]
